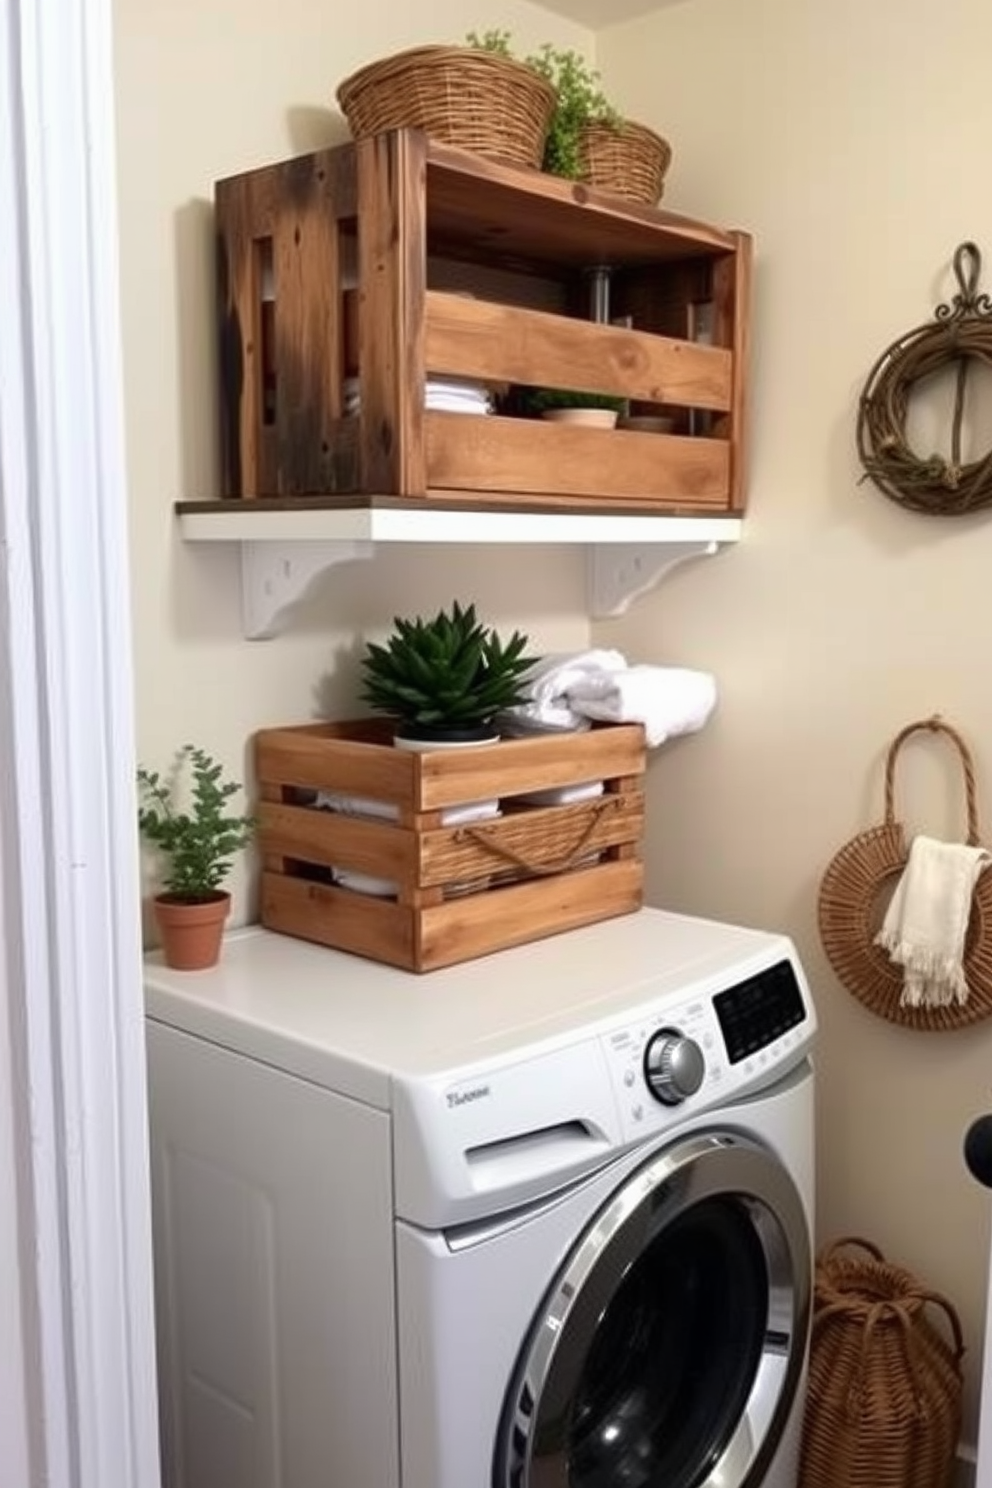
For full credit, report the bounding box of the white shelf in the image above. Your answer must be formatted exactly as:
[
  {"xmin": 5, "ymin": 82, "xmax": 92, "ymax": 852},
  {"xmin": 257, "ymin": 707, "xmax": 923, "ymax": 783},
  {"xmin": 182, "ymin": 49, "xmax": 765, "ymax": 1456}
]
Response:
[{"xmin": 178, "ymin": 506, "xmax": 742, "ymax": 639}]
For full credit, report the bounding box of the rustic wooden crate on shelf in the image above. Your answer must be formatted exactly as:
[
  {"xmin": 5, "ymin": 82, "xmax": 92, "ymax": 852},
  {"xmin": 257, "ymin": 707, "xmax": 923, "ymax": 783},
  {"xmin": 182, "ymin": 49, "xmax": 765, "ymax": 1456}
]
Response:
[
  {"xmin": 214, "ymin": 127, "xmax": 751, "ymax": 515},
  {"xmin": 255, "ymin": 719, "xmax": 646, "ymax": 973}
]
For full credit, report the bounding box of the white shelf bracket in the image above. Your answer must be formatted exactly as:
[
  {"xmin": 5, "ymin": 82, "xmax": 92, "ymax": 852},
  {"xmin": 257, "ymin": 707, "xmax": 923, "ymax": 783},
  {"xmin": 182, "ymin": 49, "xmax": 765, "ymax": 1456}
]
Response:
[
  {"xmin": 241, "ymin": 539, "xmax": 374, "ymax": 639},
  {"xmin": 588, "ymin": 540, "xmax": 720, "ymax": 618}
]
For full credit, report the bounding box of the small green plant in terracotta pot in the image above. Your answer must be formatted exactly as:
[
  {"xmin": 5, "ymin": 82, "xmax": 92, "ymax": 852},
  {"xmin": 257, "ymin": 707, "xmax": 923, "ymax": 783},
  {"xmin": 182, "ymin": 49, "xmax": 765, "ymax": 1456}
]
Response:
[
  {"xmin": 137, "ymin": 745, "xmax": 255, "ymax": 970},
  {"xmin": 359, "ymin": 600, "xmax": 535, "ymax": 745}
]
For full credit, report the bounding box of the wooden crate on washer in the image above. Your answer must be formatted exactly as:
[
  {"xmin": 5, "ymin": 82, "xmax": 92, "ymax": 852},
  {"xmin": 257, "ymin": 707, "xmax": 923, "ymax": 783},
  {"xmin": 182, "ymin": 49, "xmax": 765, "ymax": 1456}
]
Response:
[
  {"xmin": 255, "ymin": 719, "xmax": 646, "ymax": 973},
  {"xmin": 214, "ymin": 127, "xmax": 751, "ymax": 514}
]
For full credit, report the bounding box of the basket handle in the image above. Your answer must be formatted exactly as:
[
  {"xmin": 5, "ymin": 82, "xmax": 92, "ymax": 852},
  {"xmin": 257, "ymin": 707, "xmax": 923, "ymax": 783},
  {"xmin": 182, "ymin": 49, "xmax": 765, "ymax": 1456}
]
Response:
[
  {"xmin": 883, "ymin": 715, "xmax": 980, "ymax": 844},
  {"xmin": 456, "ymin": 796, "xmax": 616, "ymax": 876},
  {"xmin": 817, "ymin": 1235, "xmax": 886, "ymax": 1268},
  {"xmin": 836, "ymin": 1287, "xmax": 965, "ymax": 1419}
]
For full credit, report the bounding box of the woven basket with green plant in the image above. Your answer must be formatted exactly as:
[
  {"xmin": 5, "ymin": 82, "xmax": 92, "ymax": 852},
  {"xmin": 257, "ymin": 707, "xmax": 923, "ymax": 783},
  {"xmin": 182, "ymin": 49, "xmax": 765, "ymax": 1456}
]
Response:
[{"xmin": 468, "ymin": 31, "xmax": 618, "ymax": 179}]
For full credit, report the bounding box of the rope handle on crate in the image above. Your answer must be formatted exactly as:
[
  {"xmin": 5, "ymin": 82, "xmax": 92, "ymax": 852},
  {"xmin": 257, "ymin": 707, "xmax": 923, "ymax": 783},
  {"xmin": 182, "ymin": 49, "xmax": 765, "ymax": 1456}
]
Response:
[
  {"xmin": 455, "ymin": 796, "xmax": 618, "ymax": 877},
  {"xmin": 883, "ymin": 715, "xmax": 981, "ymax": 843}
]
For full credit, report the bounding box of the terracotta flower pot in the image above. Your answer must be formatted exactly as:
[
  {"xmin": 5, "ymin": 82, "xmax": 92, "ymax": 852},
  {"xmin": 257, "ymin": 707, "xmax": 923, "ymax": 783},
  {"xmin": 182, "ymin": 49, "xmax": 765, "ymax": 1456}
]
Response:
[{"xmin": 153, "ymin": 891, "xmax": 231, "ymax": 971}]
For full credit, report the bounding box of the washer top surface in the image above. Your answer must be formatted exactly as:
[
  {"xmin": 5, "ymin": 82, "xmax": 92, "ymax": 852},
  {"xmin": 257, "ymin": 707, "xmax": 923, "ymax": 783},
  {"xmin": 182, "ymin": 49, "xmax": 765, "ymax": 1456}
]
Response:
[{"xmin": 144, "ymin": 907, "xmax": 801, "ymax": 1109}]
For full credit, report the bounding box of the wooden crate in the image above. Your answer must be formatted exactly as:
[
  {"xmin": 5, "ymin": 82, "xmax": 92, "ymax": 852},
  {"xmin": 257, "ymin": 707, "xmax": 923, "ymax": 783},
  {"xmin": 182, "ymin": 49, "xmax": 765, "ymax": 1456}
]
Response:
[
  {"xmin": 255, "ymin": 719, "xmax": 646, "ymax": 973},
  {"xmin": 215, "ymin": 128, "xmax": 751, "ymax": 514}
]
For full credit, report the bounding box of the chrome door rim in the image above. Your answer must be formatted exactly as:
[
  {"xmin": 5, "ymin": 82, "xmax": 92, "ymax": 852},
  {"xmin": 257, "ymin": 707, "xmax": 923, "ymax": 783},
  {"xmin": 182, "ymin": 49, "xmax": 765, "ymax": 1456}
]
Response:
[{"xmin": 495, "ymin": 1131, "xmax": 811, "ymax": 1488}]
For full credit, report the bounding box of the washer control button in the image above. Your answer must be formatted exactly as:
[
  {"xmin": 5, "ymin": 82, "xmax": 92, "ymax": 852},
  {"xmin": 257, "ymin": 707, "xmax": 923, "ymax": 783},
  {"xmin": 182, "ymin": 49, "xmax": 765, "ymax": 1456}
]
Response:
[{"xmin": 644, "ymin": 1028, "xmax": 706, "ymax": 1106}]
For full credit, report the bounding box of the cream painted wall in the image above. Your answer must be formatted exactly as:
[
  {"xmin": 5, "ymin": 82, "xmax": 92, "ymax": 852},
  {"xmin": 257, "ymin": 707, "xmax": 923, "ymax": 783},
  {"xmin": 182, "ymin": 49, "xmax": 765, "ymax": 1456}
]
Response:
[
  {"xmin": 597, "ymin": 0, "xmax": 992, "ymax": 1444},
  {"xmin": 113, "ymin": 0, "xmax": 597, "ymax": 919}
]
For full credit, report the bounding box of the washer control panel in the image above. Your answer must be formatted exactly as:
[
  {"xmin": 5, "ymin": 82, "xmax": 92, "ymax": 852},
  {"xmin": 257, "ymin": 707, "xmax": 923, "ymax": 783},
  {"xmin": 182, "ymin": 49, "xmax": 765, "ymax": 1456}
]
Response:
[{"xmin": 601, "ymin": 957, "xmax": 810, "ymax": 1138}]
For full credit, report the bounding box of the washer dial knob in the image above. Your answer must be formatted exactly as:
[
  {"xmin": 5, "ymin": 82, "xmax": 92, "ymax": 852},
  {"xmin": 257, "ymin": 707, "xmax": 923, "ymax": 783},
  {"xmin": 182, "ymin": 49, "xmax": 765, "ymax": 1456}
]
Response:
[{"xmin": 644, "ymin": 1028, "xmax": 705, "ymax": 1105}]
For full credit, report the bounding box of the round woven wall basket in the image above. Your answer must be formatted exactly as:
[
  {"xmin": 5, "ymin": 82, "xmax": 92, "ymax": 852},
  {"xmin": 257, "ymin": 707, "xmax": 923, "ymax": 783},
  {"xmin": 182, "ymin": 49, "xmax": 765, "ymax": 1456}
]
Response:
[
  {"xmin": 818, "ymin": 716, "xmax": 992, "ymax": 1031},
  {"xmin": 336, "ymin": 45, "xmax": 556, "ymax": 171},
  {"xmin": 578, "ymin": 119, "xmax": 672, "ymax": 206},
  {"xmin": 798, "ymin": 1237, "xmax": 964, "ymax": 1488}
]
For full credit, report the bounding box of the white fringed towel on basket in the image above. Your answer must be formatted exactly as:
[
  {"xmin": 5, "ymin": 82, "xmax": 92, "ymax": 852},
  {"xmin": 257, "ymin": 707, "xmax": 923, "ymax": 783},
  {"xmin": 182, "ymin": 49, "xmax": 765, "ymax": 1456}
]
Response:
[{"xmin": 875, "ymin": 833, "xmax": 991, "ymax": 1007}]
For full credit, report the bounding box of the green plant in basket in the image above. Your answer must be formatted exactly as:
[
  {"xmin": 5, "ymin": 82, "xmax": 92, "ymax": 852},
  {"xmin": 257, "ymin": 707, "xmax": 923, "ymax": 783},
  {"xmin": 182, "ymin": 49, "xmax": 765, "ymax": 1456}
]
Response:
[
  {"xmin": 137, "ymin": 745, "xmax": 255, "ymax": 902},
  {"xmin": 526, "ymin": 44, "xmax": 619, "ymax": 179},
  {"xmin": 467, "ymin": 31, "xmax": 619, "ymax": 180},
  {"xmin": 360, "ymin": 600, "xmax": 535, "ymax": 740}
]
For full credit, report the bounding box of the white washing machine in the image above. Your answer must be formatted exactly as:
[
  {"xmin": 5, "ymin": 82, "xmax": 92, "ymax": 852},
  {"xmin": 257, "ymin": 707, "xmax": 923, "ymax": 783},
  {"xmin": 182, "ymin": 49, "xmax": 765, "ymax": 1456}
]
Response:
[{"xmin": 144, "ymin": 905, "xmax": 816, "ymax": 1488}]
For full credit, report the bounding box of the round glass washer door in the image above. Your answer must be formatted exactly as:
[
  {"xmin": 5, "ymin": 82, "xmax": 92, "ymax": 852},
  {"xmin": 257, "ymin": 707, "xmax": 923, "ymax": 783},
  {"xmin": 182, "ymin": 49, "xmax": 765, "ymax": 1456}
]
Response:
[{"xmin": 494, "ymin": 1130, "xmax": 811, "ymax": 1488}]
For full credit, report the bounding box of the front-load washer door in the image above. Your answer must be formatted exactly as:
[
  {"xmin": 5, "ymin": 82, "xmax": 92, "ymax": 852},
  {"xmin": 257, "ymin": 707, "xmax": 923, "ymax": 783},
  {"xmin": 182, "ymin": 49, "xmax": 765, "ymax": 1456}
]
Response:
[{"xmin": 495, "ymin": 1131, "xmax": 810, "ymax": 1488}]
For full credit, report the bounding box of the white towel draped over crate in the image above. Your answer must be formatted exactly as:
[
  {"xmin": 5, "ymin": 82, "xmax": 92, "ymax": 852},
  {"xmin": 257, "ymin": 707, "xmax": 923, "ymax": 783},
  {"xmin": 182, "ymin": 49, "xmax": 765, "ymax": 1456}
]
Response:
[{"xmin": 502, "ymin": 649, "xmax": 717, "ymax": 748}]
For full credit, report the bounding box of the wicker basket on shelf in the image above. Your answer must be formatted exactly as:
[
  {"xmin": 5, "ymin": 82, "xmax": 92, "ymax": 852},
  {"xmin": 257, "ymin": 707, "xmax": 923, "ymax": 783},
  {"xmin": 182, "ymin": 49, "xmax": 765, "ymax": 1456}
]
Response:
[
  {"xmin": 578, "ymin": 119, "xmax": 672, "ymax": 205},
  {"xmin": 798, "ymin": 1237, "xmax": 964, "ymax": 1488},
  {"xmin": 336, "ymin": 45, "xmax": 556, "ymax": 170}
]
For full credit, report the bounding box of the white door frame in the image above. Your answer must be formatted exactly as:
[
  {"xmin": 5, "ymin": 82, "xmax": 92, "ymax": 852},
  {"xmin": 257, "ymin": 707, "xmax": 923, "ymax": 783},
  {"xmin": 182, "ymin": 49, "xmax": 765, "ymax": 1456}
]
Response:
[{"xmin": 0, "ymin": 0, "xmax": 161, "ymax": 1484}]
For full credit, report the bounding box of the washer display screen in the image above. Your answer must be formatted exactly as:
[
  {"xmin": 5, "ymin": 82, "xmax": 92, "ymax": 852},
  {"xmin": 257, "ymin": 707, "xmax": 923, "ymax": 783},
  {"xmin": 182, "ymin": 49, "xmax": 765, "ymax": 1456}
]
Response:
[{"xmin": 713, "ymin": 961, "xmax": 806, "ymax": 1064}]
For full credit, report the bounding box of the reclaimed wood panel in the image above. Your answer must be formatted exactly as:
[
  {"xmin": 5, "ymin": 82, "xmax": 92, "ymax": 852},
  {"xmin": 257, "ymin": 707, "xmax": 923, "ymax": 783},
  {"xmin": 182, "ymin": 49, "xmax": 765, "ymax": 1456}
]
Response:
[
  {"xmin": 424, "ymin": 293, "xmax": 732, "ymax": 411},
  {"xmin": 426, "ymin": 413, "xmax": 730, "ymax": 506},
  {"xmin": 256, "ymin": 720, "xmax": 646, "ymax": 812},
  {"xmin": 426, "ymin": 136, "xmax": 736, "ymax": 269},
  {"xmin": 260, "ymin": 859, "xmax": 643, "ymax": 973},
  {"xmin": 356, "ymin": 131, "xmax": 427, "ymax": 495},
  {"xmin": 711, "ymin": 231, "xmax": 753, "ymax": 512},
  {"xmin": 215, "ymin": 148, "xmax": 356, "ymax": 497}
]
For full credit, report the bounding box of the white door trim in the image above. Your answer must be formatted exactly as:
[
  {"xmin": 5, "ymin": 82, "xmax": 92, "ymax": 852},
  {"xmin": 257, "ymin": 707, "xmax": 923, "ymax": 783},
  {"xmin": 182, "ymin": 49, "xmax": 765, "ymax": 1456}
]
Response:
[{"xmin": 0, "ymin": 0, "xmax": 161, "ymax": 1484}]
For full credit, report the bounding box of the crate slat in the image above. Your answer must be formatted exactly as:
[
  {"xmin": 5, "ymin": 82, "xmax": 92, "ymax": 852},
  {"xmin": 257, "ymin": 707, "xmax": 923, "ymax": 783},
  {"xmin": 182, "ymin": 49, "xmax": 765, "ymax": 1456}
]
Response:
[
  {"xmin": 427, "ymin": 413, "xmax": 730, "ymax": 505},
  {"xmin": 260, "ymin": 860, "xmax": 644, "ymax": 973},
  {"xmin": 425, "ymin": 292, "xmax": 733, "ymax": 412}
]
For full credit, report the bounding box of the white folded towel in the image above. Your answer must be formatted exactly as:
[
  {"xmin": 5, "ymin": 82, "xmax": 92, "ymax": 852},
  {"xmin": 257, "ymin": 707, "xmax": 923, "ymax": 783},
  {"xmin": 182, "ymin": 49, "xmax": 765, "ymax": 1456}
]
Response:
[
  {"xmin": 566, "ymin": 666, "xmax": 717, "ymax": 748},
  {"xmin": 314, "ymin": 792, "xmax": 500, "ymax": 826},
  {"xmin": 503, "ymin": 649, "xmax": 627, "ymax": 733},
  {"xmin": 874, "ymin": 833, "xmax": 990, "ymax": 1007}
]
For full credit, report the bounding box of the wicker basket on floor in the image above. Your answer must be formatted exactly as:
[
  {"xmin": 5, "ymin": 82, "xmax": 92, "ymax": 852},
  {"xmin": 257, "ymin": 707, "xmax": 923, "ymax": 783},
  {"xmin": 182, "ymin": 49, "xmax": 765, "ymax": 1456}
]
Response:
[
  {"xmin": 578, "ymin": 119, "xmax": 672, "ymax": 205},
  {"xmin": 336, "ymin": 45, "xmax": 556, "ymax": 170},
  {"xmin": 798, "ymin": 1237, "xmax": 964, "ymax": 1488}
]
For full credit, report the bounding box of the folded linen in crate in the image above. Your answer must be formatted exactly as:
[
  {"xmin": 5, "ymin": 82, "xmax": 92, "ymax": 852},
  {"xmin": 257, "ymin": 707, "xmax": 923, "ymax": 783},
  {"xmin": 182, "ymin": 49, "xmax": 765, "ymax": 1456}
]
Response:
[
  {"xmin": 314, "ymin": 792, "xmax": 501, "ymax": 826},
  {"xmin": 313, "ymin": 791, "xmax": 501, "ymax": 898}
]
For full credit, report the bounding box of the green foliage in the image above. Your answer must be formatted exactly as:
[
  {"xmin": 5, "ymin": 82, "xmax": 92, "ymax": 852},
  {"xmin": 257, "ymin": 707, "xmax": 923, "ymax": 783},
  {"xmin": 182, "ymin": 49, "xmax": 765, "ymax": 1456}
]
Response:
[
  {"xmin": 466, "ymin": 31, "xmax": 620, "ymax": 179},
  {"xmin": 465, "ymin": 27, "xmax": 513, "ymax": 57},
  {"xmin": 526, "ymin": 45, "xmax": 619, "ymax": 179},
  {"xmin": 360, "ymin": 601, "xmax": 535, "ymax": 731},
  {"xmin": 522, "ymin": 386, "xmax": 626, "ymax": 414},
  {"xmin": 137, "ymin": 745, "xmax": 255, "ymax": 901}
]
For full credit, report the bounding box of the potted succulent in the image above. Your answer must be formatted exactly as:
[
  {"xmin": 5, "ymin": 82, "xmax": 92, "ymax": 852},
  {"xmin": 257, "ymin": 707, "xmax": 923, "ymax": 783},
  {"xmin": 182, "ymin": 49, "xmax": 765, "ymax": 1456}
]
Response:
[
  {"xmin": 136, "ymin": 744, "xmax": 255, "ymax": 970},
  {"xmin": 359, "ymin": 600, "xmax": 535, "ymax": 747}
]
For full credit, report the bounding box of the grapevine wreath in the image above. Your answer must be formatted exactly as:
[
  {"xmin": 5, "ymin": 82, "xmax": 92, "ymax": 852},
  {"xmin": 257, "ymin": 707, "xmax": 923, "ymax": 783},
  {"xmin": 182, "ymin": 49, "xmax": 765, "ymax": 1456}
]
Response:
[{"xmin": 856, "ymin": 241, "xmax": 992, "ymax": 514}]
